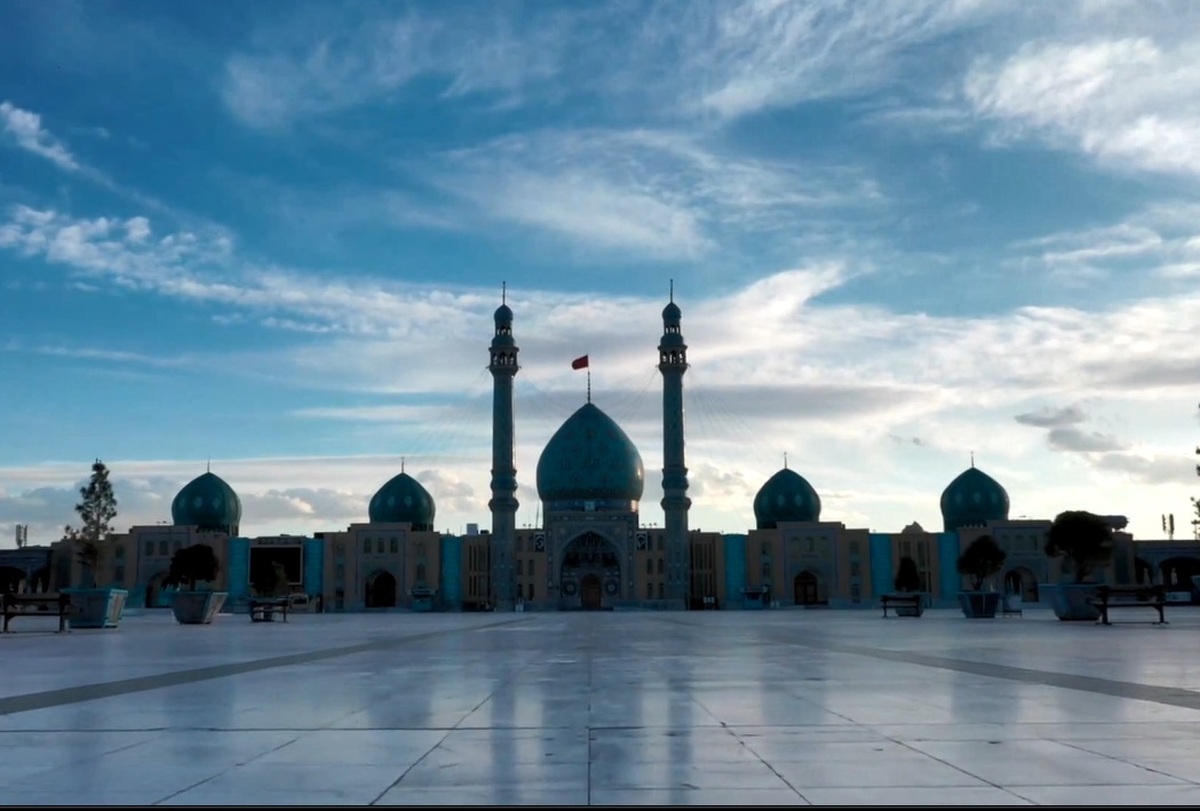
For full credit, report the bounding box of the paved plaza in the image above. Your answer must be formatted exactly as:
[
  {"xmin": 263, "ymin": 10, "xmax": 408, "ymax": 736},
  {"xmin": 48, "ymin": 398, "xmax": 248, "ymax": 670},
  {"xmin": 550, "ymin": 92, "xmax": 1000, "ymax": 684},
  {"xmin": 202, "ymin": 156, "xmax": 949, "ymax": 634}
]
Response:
[{"xmin": 3, "ymin": 606, "xmax": 1200, "ymax": 805}]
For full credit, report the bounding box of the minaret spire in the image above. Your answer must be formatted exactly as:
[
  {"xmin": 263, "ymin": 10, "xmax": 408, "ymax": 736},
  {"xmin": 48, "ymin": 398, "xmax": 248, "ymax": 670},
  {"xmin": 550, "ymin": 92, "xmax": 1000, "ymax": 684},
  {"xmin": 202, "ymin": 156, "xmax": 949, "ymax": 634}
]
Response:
[
  {"xmin": 658, "ymin": 285, "xmax": 691, "ymax": 608},
  {"xmin": 488, "ymin": 290, "xmax": 520, "ymax": 611}
]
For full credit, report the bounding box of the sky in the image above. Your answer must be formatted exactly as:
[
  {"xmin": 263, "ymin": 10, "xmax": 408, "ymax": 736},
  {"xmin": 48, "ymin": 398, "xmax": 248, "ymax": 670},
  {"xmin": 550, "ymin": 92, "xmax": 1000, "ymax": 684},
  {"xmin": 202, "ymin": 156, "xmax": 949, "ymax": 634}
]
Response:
[{"xmin": 2, "ymin": 0, "xmax": 1199, "ymax": 546}]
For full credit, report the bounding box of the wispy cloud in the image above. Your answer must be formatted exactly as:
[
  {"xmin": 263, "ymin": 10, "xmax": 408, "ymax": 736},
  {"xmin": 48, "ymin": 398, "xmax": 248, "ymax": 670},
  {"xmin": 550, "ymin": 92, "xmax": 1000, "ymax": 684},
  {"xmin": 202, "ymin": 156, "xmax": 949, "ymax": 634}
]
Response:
[
  {"xmin": 222, "ymin": 8, "xmax": 571, "ymax": 129},
  {"xmin": 424, "ymin": 128, "xmax": 883, "ymax": 260},
  {"xmin": 0, "ymin": 101, "xmax": 80, "ymax": 170},
  {"xmin": 652, "ymin": 0, "xmax": 1008, "ymax": 119}
]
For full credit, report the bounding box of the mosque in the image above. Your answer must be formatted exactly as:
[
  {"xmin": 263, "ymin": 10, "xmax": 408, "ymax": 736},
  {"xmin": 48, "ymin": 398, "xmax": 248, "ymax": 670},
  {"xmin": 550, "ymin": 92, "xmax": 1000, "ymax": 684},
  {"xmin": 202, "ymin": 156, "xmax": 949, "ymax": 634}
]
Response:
[{"xmin": 41, "ymin": 295, "xmax": 1200, "ymax": 612}]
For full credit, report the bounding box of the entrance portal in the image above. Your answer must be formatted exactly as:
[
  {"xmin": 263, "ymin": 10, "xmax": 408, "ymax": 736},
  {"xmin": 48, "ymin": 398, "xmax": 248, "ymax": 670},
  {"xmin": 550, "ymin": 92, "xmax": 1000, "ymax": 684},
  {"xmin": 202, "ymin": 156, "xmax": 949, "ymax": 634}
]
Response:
[
  {"xmin": 365, "ymin": 570, "xmax": 397, "ymax": 608},
  {"xmin": 794, "ymin": 571, "xmax": 820, "ymax": 605},
  {"xmin": 560, "ymin": 531, "xmax": 621, "ymax": 608},
  {"xmin": 581, "ymin": 574, "xmax": 603, "ymax": 610}
]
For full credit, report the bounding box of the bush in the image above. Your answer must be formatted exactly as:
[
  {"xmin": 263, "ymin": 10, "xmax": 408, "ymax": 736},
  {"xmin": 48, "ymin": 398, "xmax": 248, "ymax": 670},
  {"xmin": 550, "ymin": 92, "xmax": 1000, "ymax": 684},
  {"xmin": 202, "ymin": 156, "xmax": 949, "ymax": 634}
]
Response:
[
  {"xmin": 1045, "ymin": 510, "xmax": 1114, "ymax": 584},
  {"xmin": 956, "ymin": 534, "xmax": 1007, "ymax": 591},
  {"xmin": 894, "ymin": 556, "xmax": 922, "ymax": 592},
  {"xmin": 163, "ymin": 544, "xmax": 220, "ymax": 591}
]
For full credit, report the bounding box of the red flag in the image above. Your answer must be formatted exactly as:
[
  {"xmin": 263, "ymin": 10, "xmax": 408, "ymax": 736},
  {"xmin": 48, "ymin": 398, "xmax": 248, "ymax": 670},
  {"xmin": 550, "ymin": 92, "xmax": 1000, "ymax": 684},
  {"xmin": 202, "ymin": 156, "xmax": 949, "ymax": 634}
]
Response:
[{"xmin": 571, "ymin": 355, "xmax": 589, "ymax": 370}]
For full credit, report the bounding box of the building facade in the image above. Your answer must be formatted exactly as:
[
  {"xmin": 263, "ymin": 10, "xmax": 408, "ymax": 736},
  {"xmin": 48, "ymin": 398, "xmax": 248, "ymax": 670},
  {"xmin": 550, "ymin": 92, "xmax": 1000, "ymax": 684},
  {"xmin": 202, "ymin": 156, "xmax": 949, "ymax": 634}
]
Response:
[{"xmin": 41, "ymin": 295, "xmax": 1200, "ymax": 611}]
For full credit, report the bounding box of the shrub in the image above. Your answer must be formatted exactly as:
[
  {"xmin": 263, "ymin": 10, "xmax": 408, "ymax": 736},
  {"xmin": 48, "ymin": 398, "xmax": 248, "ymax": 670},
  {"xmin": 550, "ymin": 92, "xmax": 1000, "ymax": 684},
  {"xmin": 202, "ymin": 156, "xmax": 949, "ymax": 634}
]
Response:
[
  {"xmin": 1045, "ymin": 510, "xmax": 1114, "ymax": 584},
  {"xmin": 163, "ymin": 544, "xmax": 220, "ymax": 591},
  {"xmin": 956, "ymin": 534, "xmax": 1007, "ymax": 591}
]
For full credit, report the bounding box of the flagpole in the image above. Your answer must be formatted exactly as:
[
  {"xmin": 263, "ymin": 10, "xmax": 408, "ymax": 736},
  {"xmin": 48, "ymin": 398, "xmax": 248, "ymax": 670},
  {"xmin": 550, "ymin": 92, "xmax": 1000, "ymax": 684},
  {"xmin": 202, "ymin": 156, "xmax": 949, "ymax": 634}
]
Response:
[{"xmin": 587, "ymin": 368, "xmax": 591, "ymax": 404}]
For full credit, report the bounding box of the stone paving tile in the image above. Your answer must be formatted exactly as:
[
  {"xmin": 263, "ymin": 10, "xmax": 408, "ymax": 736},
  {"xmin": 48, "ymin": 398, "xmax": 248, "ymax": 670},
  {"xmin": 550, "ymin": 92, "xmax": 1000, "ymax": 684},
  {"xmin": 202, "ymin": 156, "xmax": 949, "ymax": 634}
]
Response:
[{"xmin": 1, "ymin": 608, "xmax": 1199, "ymax": 805}]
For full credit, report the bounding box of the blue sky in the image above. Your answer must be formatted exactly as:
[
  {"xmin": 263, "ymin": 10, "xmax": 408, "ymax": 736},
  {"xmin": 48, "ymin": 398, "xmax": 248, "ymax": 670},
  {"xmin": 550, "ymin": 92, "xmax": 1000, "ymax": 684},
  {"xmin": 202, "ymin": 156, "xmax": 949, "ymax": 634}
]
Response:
[{"xmin": 3, "ymin": 0, "xmax": 1200, "ymax": 545}]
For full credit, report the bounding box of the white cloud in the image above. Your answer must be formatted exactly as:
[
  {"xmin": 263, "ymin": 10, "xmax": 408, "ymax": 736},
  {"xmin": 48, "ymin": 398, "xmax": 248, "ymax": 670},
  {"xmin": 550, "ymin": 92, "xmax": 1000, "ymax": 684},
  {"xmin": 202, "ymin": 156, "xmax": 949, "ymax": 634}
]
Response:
[
  {"xmin": 0, "ymin": 100, "xmax": 79, "ymax": 170},
  {"xmin": 965, "ymin": 35, "xmax": 1200, "ymax": 176}
]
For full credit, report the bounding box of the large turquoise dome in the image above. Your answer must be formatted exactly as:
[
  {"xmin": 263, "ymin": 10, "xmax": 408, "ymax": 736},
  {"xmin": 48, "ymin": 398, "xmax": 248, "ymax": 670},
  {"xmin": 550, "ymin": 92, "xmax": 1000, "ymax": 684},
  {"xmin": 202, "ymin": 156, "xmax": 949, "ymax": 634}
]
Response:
[
  {"xmin": 536, "ymin": 403, "xmax": 644, "ymax": 507},
  {"xmin": 940, "ymin": 466, "xmax": 1010, "ymax": 532},
  {"xmin": 172, "ymin": 472, "xmax": 242, "ymax": 532},
  {"xmin": 369, "ymin": 472, "xmax": 435, "ymax": 530},
  {"xmin": 754, "ymin": 468, "xmax": 821, "ymax": 528}
]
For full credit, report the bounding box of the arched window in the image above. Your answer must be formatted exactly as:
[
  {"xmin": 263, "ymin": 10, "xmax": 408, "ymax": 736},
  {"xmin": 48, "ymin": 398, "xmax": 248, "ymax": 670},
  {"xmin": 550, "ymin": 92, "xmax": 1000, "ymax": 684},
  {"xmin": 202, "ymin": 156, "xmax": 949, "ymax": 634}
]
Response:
[
  {"xmin": 159, "ymin": 540, "xmax": 168, "ymax": 556},
  {"xmin": 517, "ymin": 559, "xmax": 524, "ymax": 576},
  {"xmin": 646, "ymin": 558, "xmax": 653, "ymax": 575},
  {"xmin": 376, "ymin": 538, "xmax": 385, "ymax": 555},
  {"xmin": 527, "ymin": 584, "xmax": 534, "ymax": 600},
  {"xmin": 363, "ymin": 538, "xmax": 371, "ymax": 554},
  {"xmin": 390, "ymin": 538, "xmax": 399, "ymax": 555}
]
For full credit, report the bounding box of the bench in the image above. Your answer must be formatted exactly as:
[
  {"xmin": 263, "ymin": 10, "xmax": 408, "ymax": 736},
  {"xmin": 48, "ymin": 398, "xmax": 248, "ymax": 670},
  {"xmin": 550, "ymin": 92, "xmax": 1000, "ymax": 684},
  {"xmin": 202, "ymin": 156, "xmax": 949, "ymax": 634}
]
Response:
[
  {"xmin": 881, "ymin": 593, "xmax": 923, "ymax": 618},
  {"xmin": 1087, "ymin": 585, "xmax": 1167, "ymax": 626},
  {"xmin": 248, "ymin": 597, "xmax": 289, "ymax": 623},
  {"xmin": 2, "ymin": 592, "xmax": 71, "ymax": 633}
]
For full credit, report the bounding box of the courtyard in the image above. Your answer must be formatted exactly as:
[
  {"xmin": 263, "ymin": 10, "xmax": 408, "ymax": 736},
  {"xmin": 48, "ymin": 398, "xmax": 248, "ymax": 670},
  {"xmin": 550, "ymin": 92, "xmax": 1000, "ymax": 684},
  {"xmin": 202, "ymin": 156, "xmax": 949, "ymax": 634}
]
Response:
[{"xmin": 2, "ymin": 606, "xmax": 1200, "ymax": 805}]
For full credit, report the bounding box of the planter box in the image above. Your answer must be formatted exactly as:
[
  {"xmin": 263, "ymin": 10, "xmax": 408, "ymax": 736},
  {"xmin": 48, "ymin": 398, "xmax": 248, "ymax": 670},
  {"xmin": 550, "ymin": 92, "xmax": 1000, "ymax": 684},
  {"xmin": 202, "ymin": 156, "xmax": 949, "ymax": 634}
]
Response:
[
  {"xmin": 1046, "ymin": 582, "xmax": 1102, "ymax": 621},
  {"xmin": 958, "ymin": 591, "xmax": 1000, "ymax": 618},
  {"xmin": 64, "ymin": 588, "xmax": 128, "ymax": 629},
  {"xmin": 171, "ymin": 591, "xmax": 227, "ymax": 625}
]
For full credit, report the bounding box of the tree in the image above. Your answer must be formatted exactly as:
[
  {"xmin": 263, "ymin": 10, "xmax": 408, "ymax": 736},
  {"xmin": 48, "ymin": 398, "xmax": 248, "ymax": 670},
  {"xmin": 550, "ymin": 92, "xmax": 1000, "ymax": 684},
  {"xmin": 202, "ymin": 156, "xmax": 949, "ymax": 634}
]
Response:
[
  {"xmin": 63, "ymin": 460, "xmax": 118, "ymax": 589},
  {"xmin": 956, "ymin": 534, "xmax": 1007, "ymax": 592},
  {"xmin": 894, "ymin": 556, "xmax": 922, "ymax": 592},
  {"xmin": 163, "ymin": 544, "xmax": 219, "ymax": 591},
  {"xmin": 1045, "ymin": 510, "xmax": 1114, "ymax": 584}
]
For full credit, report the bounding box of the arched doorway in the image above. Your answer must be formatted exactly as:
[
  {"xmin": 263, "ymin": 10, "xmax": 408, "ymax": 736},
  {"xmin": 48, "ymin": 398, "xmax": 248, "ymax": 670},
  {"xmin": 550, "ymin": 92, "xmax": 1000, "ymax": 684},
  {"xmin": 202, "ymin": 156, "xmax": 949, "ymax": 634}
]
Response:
[
  {"xmin": 794, "ymin": 571, "xmax": 820, "ymax": 605},
  {"xmin": 0, "ymin": 566, "xmax": 24, "ymax": 594},
  {"xmin": 365, "ymin": 570, "xmax": 397, "ymax": 608},
  {"xmin": 145, "ymin": 571, "xmax": 171, "ymax": 608},
  {"xmin": 1003, "ymin": 567, "xmax": 1039, "ymax": 602},
  {"xmin": 581, "ymin": 574, "xmax": 603, "ymax": 610},
  {"xmin": 560, "ymin": 532, "xmax": 620, "ymax": 609},
  {"xmin": 1160, "ymin": 557, "xmax": 1200, "ymax": 590},
  {"xmin": 1135, "ymin": 557, "xmax": 1155, "ymax": 585}
]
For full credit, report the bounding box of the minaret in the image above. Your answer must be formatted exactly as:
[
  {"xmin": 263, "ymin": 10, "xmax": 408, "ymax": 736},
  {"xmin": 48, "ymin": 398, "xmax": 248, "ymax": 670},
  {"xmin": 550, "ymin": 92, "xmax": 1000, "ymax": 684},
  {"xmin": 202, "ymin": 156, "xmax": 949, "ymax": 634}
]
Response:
[
  {"xmin": 658, "ymin": 282, "xmax": 692, "ymax": 607},
  {"xmin": 488, "ymin": 285, "xmax": 519, "ymax": 611}
]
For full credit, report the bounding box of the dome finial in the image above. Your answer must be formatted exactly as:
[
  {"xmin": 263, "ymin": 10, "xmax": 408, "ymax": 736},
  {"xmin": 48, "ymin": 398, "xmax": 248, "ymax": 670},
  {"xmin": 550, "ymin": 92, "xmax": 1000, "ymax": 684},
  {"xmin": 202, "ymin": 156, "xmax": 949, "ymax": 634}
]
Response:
[
  {"xmin": 669, "ymin": 278, "xmax": 674, "ymax": 303},
  {"xmin": 502, "ymin": 280, "xmax": 506, "ymax": 305},
  {"xmin": 970, "ymin": 451, "xmax": 975, "ymax": 468},
  {"xmin": 401, "ymin": 456, "xmax": 405, "ymax": 474},
  {"xmin": 783, "ymin": 451, "xmax": 788, "ymax": 470},
  {"xmin": 207, "ymin": 457, "xmax": 210, "ymax": 473}
]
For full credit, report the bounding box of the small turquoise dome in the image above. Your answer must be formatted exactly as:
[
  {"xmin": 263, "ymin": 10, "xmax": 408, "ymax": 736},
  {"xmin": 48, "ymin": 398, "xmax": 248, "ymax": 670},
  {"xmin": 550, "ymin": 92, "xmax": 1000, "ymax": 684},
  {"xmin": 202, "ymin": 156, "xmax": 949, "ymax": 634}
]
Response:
[
  {"xmin": 663, "ymin": 301, "xmax": 681, "ymax": 322},
  {"xmin": 536, "ymin": 403, "xmax": 644, "ymax": 505},
  {"xmin": 940, "ymin": 466, "xmax": 1009, "ymax": 532},
  {"xmin": 369, "ymin": 472, "xmax": 435, "ymax": 530},
  {"xmin": 494, "ymin": 303, "xmax": 513, "ymax": 324},
  {"xmin": 754, "ymin": 468, "xmax": 821, "ymax": 528},
  {"xmin": 172, "ymin": 472, "xmax": 242, "ymax": 532}
]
